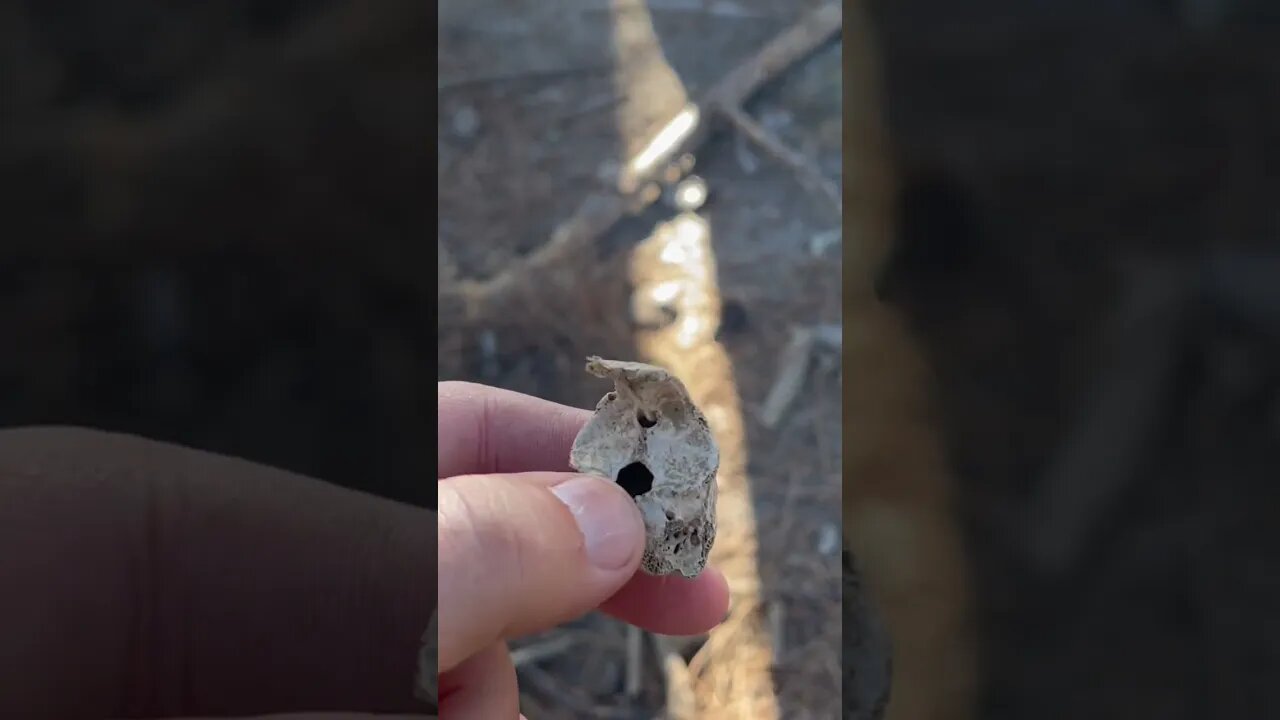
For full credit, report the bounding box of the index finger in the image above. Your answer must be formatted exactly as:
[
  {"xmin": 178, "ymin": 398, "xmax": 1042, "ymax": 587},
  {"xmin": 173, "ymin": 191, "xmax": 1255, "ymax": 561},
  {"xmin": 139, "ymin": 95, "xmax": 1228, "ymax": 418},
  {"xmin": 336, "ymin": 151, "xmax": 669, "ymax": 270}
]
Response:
[{"xmin": 437, "ymin": 381, "xmax": 592, "ymax": 479}]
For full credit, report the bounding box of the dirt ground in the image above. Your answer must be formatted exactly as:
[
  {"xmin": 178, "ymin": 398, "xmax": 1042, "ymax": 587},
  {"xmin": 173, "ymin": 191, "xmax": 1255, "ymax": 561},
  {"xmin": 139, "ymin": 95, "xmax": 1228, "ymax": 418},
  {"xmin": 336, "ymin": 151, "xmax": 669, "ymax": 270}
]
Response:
[{"xmin": 438, "ymin": 1, "xmax": 842, "ymax": 718}]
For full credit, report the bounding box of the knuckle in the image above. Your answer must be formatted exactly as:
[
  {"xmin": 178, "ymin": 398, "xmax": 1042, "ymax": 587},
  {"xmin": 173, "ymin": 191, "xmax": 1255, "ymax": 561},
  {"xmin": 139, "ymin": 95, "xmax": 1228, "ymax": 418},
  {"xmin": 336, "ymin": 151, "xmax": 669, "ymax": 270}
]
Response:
[{"xmin": 438, "ymin": 481, "xmax": 524, "ymax": 580}]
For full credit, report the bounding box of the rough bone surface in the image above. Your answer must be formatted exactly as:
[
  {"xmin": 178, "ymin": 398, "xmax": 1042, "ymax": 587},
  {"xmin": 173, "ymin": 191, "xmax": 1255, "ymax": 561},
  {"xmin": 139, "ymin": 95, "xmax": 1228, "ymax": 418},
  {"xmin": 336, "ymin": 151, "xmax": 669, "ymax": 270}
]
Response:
[{"xmin": 570, "ymin": 356, "xmax": 719, "ymax": 578}]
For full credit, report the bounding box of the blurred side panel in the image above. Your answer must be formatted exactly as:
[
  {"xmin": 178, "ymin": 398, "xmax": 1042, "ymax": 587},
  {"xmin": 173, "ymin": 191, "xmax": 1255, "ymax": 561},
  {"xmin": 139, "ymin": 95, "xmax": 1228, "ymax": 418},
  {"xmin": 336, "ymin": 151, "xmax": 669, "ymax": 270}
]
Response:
[{"xmin": 842, "ymin": 1, "xmax": 978, "ymax": 718}]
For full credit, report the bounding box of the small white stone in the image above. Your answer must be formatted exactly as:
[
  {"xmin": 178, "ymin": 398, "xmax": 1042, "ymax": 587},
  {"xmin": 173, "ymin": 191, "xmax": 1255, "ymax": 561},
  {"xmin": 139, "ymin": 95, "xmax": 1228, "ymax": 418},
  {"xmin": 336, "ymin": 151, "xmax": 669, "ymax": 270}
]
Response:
[{"xmin": 673, "ymin": 175, "xmax": 708, "ymax": 212}]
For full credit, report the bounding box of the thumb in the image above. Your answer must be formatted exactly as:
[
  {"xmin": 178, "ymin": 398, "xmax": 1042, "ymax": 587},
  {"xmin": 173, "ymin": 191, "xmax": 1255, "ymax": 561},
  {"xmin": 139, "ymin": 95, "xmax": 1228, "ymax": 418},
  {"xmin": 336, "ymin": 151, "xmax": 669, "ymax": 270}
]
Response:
[{"xmin": 437, "ymin": 472, "xmax": 644, "ymax": 671}]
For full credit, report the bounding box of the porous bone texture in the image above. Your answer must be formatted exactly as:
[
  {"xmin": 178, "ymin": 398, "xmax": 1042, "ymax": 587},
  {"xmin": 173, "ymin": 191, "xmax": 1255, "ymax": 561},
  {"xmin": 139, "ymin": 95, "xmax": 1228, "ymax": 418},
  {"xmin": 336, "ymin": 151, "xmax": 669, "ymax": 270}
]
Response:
[{"xmin": 570, "ymin": 356, "xmax": 719, "ymax": 578}]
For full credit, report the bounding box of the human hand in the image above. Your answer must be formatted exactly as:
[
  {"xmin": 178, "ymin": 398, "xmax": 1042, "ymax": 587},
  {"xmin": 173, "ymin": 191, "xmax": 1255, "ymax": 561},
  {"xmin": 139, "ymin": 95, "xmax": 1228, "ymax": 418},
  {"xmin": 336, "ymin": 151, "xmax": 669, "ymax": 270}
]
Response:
[
  {"xmin": 0, "ymin": 426, "xmax": 436, "ymax": 719},
  {"xmin": 437, "ymin": 381, "xmax": 730, "ymax": 719}
]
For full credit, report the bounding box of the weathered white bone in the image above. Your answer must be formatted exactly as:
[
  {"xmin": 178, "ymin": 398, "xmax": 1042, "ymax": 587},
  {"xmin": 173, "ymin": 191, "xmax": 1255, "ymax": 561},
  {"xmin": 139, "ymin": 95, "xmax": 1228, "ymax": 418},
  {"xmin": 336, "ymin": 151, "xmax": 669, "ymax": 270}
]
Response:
[{"xmin": 570, "ymin": 356, "xmax": 719, "ymax": 578}]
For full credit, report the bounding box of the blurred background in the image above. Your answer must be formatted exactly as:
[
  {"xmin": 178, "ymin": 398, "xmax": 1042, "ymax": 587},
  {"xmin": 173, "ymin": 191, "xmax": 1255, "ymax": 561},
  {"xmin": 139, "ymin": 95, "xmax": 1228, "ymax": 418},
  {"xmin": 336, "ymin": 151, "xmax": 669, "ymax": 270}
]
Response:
[
  {"xmin": 0, "ymin": 1, "xmax": 433, "ymax": 508},
  {"xmin": 857, "ymin": 1, "xmax": 1280, "ymax": 719},
  {"xmin": 438, "ymin": 0, "xmax": 843, "ymax": 718}
]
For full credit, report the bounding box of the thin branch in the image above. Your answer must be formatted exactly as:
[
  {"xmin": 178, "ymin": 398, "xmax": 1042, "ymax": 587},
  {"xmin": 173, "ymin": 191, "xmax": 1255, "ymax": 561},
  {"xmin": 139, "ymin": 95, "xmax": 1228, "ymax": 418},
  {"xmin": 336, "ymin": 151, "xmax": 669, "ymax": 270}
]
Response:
[
  {"xmin": 703, "ymin": 2, "xmax": 842, "ymax": 109},
  {"xmin": 625, "ymin": 625, "xmax": 645, "ymax": 698},
  {"xmin": 720, "ymin": 103, "xmax": 842, "ymax": 215},
  {"xmin": 759, "ymin": 326, "xmax": 817, "ymax": 429},
  {"xmin": 509, "ymin": 633, "xmax": 577, "ymax": 667}
]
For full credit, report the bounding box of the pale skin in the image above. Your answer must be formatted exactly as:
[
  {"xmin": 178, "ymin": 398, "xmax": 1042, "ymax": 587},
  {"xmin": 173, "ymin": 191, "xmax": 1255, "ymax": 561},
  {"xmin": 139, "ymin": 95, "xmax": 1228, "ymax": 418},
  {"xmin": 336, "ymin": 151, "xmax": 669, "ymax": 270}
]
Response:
[{"xmin": 0, "ymin": 382, "xmax": 728, "ymax": 719}]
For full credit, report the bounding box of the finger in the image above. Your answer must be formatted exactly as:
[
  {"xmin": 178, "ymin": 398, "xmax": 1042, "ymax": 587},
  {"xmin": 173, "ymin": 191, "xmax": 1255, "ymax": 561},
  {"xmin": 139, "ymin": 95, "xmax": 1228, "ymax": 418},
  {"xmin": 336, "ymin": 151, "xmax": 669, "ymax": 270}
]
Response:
[
  {"xmin": 438, "ymin": 472, "xmax": 643, "ymax": 670},
  {"xmin": 444, "ymin": 471, "xmax": 731, "ymax": 637},
  {"xmin": 437, "ymin": 382, "xmax": 591, "ymax": 478},
  {"xmin": 601, "ymin": 566, "xmax": 732, "ymax": 636},
  {"xmin": 438, "ymin": 642, "xmax": 519, "ymax": 720},
  {"xmin": 0, "ymin": 427, "xmax": 436, "ymax": 718},
  {"xmin": 486, "ymin": 474, "xmax": 731, "ymax": 635}
]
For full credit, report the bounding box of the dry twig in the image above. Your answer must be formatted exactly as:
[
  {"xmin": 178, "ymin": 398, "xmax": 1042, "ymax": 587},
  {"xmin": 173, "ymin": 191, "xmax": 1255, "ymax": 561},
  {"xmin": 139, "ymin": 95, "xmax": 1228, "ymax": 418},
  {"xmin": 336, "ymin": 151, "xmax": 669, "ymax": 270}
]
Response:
[
  {"xmin": 510, "ymin": 633, "xmax": 578, "ymax": 668},
  {"xmin": 759, "ymin": 326, "xmax": 817, "ymax": 428},
  {"xmin": 720, "ymin": 104, "xmax": 842, "ymax": 214},
  {"xmin": 625, "ymin": 625, "xmax": 645, "ymax": 698}
]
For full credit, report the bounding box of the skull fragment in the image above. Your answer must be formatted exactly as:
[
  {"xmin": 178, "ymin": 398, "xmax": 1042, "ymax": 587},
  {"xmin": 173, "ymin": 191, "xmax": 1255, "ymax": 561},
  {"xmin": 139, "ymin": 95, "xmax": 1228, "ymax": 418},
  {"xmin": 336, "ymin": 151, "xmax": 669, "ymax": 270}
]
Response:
[{"xmin": 570, "ymin": 356, "xmax": 719, "ymax": 578}]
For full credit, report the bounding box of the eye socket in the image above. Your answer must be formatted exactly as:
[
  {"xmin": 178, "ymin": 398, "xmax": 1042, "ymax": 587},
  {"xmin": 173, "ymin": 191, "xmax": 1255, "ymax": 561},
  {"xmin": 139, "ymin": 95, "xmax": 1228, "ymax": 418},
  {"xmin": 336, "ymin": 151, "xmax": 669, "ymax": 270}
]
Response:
[
  {"xmin": 616, "ymin": 461, "xmax": 654, "ymax": 497},
  {"xmin": 636, "ymin": 411, "xmax": 657, "ymax": 428}
]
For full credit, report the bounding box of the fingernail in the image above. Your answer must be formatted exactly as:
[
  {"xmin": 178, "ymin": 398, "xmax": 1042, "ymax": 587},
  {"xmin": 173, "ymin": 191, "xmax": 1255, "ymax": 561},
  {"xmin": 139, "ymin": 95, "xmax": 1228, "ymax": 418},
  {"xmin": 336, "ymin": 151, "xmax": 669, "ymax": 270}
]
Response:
[{"xmin": 551, "ymin": 475, "xmax": 642, "ymax": 570}]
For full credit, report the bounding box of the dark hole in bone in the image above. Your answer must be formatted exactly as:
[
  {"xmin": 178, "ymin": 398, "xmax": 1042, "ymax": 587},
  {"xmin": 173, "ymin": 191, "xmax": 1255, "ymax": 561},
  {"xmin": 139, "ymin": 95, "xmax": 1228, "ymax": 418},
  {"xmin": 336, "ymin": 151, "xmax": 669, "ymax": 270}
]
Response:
[
  {"xmin": 636, "ymin": 410, "xmax": 657, "ymax": 428},
  {"xmin": 617, "ymin": 461, "xmax": 654, "ymax": 497}
]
